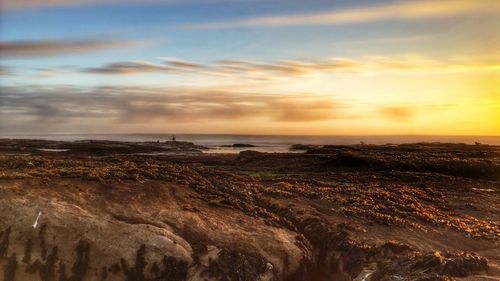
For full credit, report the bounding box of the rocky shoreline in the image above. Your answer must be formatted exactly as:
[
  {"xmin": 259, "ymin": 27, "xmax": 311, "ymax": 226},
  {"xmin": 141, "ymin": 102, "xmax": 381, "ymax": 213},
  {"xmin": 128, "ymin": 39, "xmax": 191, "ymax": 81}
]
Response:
[{"xmin": 0, "ymin": 139, "xmax": 499, "ymax": 281}]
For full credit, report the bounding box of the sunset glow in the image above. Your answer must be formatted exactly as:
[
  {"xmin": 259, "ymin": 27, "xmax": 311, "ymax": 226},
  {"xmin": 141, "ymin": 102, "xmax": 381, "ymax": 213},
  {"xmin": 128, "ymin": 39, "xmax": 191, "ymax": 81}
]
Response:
[{"xmin": 1, "ymin": 0, "xmax": 499, "ymax": 135}]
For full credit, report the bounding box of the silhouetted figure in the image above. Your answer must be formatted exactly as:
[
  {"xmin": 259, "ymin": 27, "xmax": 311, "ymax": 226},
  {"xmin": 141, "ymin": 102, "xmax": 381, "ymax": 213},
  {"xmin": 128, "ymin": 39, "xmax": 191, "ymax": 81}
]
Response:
[{"xmin": 171, "ymin": 135, "xmax": 176, "ymax": 141}]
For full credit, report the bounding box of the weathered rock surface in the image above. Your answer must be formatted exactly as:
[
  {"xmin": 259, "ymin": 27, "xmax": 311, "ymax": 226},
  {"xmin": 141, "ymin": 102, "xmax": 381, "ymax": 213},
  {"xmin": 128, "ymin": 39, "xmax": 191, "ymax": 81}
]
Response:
[
  {"xmin": 0, "ymin": 179, "xmax": 303, "ymax": 281},
  {"xmin": 0, "ymin": 140, "xmax": 499, "ymax": 281}
]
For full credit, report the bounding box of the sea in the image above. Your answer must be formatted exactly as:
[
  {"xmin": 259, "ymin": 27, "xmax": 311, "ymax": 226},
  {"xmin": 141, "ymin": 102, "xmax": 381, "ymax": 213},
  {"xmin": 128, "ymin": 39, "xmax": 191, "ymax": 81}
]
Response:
[{"xmin": 2, "ymin": 134, "xmax": 499, "ymax": 154}]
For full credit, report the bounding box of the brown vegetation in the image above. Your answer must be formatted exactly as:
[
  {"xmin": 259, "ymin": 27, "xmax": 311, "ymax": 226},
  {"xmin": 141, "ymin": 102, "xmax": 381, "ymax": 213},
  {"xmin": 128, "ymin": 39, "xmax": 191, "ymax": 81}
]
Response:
[{"xmin": 0, "ymin": 139, "xmax": 498, "ymax": 280}]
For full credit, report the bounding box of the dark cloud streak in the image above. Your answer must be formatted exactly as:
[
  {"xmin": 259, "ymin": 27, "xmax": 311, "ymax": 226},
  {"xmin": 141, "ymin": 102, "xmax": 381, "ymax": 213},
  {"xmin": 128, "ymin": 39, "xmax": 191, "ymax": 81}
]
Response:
[
  {"xmin": 0, "ymin": 86, "xmax": 344, "ymax": 126},
  {"xmin": 0, "ymin": 40, "xmax": 143, "ymax": 58},
  {"xmin": 84, "ymin": 61, "xmax": 173, "ymax": 74},
  {"xmin": 82, "ymin": 58, "xmax": 361, "ymax": 76}
]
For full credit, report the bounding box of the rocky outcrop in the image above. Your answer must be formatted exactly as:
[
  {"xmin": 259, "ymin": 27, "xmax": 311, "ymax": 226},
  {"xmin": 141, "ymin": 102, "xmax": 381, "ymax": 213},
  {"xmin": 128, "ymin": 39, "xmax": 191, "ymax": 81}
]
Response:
[
  {"xmin": 0, "ymin": 140, "xmax": 498, "ymax": 280},
  {"xmin": 0, "ymin": 179, "xmax": 303, "ymax": 281},
  {"xmin": 220, "ymin": 144, "xmax": 256, "ymax": 148}
]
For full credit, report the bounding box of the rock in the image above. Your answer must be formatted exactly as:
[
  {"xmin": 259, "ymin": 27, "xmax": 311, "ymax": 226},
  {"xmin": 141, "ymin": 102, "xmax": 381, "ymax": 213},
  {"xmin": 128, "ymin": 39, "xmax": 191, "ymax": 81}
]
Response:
[
  {"xmin": 289, "ymin": 144, "xmax": 318, "ymax": 150},
  {"xmin": 0, "ymin": 179, "xmax": 304, "ymax": 281},
  {"xmin": 373, "ymin": 251, "xmax": 489, "ymax": 280},
  {"xmin": 237, "ymin": 150, "xmax": 264, "ymax": 161},
  {"xmin": 220, "ymin": 144, "xmax": 256, "ymax": 148},
  {"xmin": 0, "ymin": 140, "xmax": 498, "ymax": 281}
]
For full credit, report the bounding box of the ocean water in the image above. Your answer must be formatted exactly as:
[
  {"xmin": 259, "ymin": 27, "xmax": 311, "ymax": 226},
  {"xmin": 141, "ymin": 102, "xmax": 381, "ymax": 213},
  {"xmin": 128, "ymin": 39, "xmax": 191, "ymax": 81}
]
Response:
[{"xmin": 2, "ymin": 134, "xmax": 499, "ymax": 153}]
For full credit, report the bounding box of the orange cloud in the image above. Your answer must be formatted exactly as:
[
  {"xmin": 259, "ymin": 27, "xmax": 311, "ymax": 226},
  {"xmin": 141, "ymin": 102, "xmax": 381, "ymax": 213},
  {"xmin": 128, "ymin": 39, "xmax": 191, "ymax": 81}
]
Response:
[{"xmin": 378, "ymin": 106, "xmax": 414, "ymax": 121}]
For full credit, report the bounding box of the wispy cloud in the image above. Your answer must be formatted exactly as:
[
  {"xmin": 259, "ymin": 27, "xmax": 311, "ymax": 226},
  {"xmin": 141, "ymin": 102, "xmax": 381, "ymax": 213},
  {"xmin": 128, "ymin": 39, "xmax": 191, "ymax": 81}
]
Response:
[
  {"xmin": 330, "ymin": 35, "xmax": 434, "ymax": 47},
  {"xmin": 83, "ymin": 58, "xmax": 206, "ymax": 74},
  {"xmin": 80, "ymin": 57, "xmax": 361, "ymax": 76},
  {"xmin": 187, "ymin": 0, "xmax": 498, "ymax": 29},
  {"xmin": 0, "ymin": 85, "xmax": 345, "ymax": 125},
  {"xmin": 2, "ymin": 0, "xmax": 132, "ymax": 10},
  {"xmin": 160, "ymin": 57, "xmax": 205, "ymax": 69},
  {"xmin": 1, "ymin": 0, "xmax": 252, "ymax": 10},
  {"xmin": 0, "ymin": 39, "xmax": 145, "ymax": 58},
  {"xmin": 84, "ymin": 61, "xmax": 173, "ymax": 74},
  {"xmin": 215, "ymin": 59, "xmax": 360, "ymax": 75},
  {"xmin": 0, "ymin": 66, "xmax": 14, "ymax": 76},
  {"xmin": 78, "ymin": 55, "xmax": 499, "ymax": 78}
]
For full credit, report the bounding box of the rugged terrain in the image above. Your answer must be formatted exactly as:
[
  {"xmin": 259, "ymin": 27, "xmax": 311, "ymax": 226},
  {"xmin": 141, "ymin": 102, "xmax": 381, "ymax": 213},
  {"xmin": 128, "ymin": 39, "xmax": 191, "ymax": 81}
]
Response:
[{"xmin": 0, "ymin": 139, "xmax": 499, "ymax": 281}]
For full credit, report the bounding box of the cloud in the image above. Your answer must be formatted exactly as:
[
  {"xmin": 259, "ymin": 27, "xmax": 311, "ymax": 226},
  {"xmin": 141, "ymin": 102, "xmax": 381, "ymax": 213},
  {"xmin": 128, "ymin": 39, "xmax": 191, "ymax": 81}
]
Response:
[
  {"xmin": 378, "ymin": 106, "xmax": 414, "ymax": 121},
  {"xmin": 82, "ymin": 57, "xmax": 361, "ymax": 76},
  {"xmin": 84, "ymin": 61, "xmax": 173, "ymax": 74},
  {"xmin": 272, "ymin": 99, "xmax": 342, "ymax": 122},
  {"xmin": 78, "ymin": 55, "xmax": 498, "ymax": 78},
  {"xmin": 83, "ymin": 58, "xmax": 206, "ymax": 74},
  {"xmin": 0, "ymin": 39, "xmax": 144, "ymax": 58},
  {"xmin": 330, "ymin": 35, "xmax": 434, "ymax": 47},
  {"xmin": 161, "ymin": 57, "xmax": 205, "ymax": 69},
  {"xmin": 187, "ymin": 0, "xmax": 498, "ymax": 29},
  {"xmin": 0, "ymin": 86, "xmax": 344, "ymax": 127},
  {"xmin": 215, "ymin": 59, "xmax": 360, "ymax": 75},
  {"xmin": 1, "ymin": 0, "xmax": 249, "ymax": 10},
  {"xmin": 1, "ymin": 0, "xmax": 175, "ymax": 10},
  {"xmin": 0, "ymin": 66, "xmax": 14, "ymax": 76}
]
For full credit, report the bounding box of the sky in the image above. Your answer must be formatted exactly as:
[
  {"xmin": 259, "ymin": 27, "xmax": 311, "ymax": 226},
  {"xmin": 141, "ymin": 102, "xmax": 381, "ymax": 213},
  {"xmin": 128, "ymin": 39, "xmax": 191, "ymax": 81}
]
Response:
[{"xmin": 0, "ymin": 0, "xmax": 499, "ymax": 135}]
